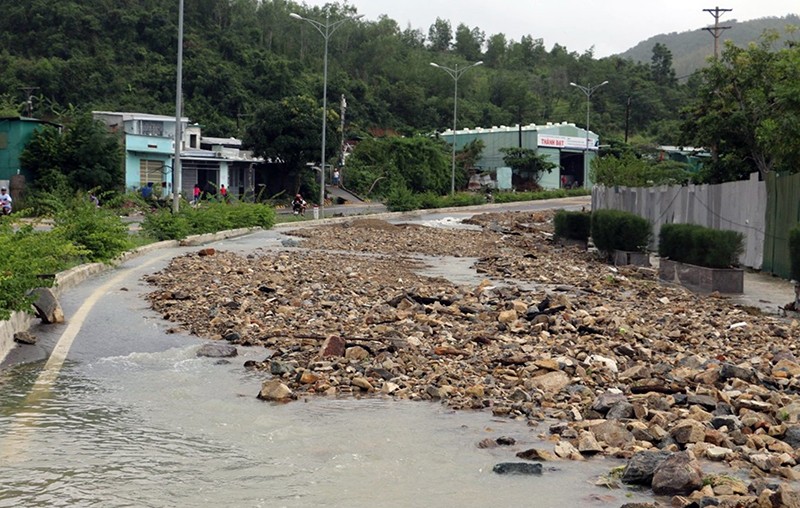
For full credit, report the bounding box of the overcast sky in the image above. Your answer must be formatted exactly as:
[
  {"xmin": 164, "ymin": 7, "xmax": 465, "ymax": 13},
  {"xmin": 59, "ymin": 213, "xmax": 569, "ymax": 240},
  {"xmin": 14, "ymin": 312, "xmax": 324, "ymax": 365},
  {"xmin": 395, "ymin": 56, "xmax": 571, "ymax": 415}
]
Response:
[{"xmin": 299, "ymin": 0, "xmax": 798, "ymax": 57}]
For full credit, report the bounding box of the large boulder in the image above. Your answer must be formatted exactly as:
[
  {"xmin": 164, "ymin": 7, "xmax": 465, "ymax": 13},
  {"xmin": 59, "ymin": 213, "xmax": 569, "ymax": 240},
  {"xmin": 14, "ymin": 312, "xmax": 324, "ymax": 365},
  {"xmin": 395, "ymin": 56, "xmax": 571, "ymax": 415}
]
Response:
[
  {"xmin": 651, "ymin": 451, "xmax": 704, "ymax": 496},
  {"xmin": 29, "ymin": 287, "xmax": 65, "ymax": 324},
  {"xmin": 621, "ymin": 451, "xmax": 672, "ymax": 485}
]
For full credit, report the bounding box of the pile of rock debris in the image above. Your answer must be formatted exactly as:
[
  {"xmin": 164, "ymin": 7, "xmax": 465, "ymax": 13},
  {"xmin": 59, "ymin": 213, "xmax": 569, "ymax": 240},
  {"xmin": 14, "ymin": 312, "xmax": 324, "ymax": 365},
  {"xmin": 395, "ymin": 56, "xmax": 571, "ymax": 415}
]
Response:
[{"xmin": 145, "ymin": 211, "xmax": 800, "ymax": 507}]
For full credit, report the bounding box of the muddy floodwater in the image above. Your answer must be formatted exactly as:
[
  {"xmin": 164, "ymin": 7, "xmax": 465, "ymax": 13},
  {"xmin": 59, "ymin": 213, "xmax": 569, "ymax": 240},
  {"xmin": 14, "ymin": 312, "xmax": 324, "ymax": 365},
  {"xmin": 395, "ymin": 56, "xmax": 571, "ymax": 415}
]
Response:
[{"xmin": 0, "ymin": 343, "xmax": 659, "ymax": 507}]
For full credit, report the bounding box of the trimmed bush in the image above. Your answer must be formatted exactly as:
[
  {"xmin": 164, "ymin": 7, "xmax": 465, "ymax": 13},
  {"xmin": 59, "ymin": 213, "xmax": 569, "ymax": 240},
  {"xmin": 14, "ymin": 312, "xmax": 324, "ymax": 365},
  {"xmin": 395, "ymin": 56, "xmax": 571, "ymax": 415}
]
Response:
[
  {"xmin": 591, "ymin": 209, "xmax": 651, "ymax": 254},
  {"xmin": 790, "ymin": 224, "xmax": 800, "ymax": 281},
  {"xmin": 554, "ymin": 210, "xmax": 591, "ymax": 242},
  {"xmin": 658, "ymin": 223, "xmax": 744, "ymax": 269}
]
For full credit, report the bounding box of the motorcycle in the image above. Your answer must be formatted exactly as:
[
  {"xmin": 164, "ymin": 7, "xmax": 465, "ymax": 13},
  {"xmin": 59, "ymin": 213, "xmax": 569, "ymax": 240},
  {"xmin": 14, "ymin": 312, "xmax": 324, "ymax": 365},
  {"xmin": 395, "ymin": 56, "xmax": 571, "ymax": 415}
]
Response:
[
  {"xmin": 1, "ymin": 202, "xmax": 11, "ymax": 216},
  {"xmin": 292, "ymin": 201, "xmax": 307, "ymax": 216}
]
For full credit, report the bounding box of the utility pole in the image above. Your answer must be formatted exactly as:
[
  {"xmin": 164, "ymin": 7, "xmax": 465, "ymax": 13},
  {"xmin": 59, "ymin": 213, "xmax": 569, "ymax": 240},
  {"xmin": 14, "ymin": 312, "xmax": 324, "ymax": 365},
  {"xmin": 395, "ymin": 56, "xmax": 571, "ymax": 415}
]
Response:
[
  {"xmin": 703, "ymin": 6, "xmax": 732, "ymax": 59},
  {"xmin": 624, "ymin": 95, "xmax": 631, "ymax": 144},
  {"xmin": 339, "ymin": 94, "xmax": 346, "ymax": 168}
]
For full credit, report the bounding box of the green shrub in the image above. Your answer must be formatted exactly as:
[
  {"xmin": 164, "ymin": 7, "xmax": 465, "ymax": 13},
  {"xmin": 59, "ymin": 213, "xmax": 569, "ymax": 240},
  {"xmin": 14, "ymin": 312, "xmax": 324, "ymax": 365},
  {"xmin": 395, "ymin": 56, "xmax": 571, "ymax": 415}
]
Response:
[
  {"xmin": 0, "ymin": 224, "xmax": 87, "ymax": 320},
  {"xmin": 492, "ymin": 188, "xmax": 588, "ymax": 204},
  {"xmin": 141, "ymin": 202, "xmax": 276, "ymax": 241},
  {"xmin": 417, "ymin": 191, "xmax": 444, "ymax": 209},
  {"xmin": 791, "ymin": 225, "xmax": 800, "ymax": 281},
  {"xmin": 53, "ymin": 195, "xmax": 133, "ymax": 261},
  {"xmin": 554, "ymin": 210, "xmax": 591, "ymax": 242},
  {"xmin": 659, "ymin": 223, "xmax": 743, "ymax": 268},
  {"xmin": 224, "ymin": 203, "xmax": 276, "ymax": 229},
  {"xmin": 591, "ymin": 209, "xmax": 651, "ymax": 254},
  {"xmin": 141, "ymin": 209, "xmax": 191, "ymax": 241},
  {"xmin": 385, "ymin": 186, "xmax": 420, "ymax": 212}
]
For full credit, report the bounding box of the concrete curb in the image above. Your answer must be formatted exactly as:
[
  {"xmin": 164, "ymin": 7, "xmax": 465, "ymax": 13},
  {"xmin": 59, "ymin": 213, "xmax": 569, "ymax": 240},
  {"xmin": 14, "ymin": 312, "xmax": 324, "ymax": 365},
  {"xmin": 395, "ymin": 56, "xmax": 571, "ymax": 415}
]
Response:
[{"xmin": 0, "ymin": 229, "xmax": 256, "ymax": 365}]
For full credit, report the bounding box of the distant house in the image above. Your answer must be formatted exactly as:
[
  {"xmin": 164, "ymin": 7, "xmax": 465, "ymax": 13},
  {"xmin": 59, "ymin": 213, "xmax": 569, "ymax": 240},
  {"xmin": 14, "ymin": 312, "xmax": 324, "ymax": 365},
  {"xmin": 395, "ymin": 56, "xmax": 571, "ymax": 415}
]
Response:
[
  {"xmin": 443, "ymin": 121, "xmax": 601, "ymax": 189},
  {"xmin": 92, "ymin": 111, "xmax": 262, "ymax": 198},
  {"xmin": 0, "ymin": 116, "xmax": 62, "ymax": 183}
]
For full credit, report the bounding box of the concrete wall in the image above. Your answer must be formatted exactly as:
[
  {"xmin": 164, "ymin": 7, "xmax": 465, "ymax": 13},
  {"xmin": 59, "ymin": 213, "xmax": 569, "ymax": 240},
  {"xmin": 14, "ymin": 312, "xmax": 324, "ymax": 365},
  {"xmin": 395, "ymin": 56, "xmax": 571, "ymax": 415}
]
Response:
[{"xmin": 591, "ymin": 172, "xmax": 766, "ymax": 269}]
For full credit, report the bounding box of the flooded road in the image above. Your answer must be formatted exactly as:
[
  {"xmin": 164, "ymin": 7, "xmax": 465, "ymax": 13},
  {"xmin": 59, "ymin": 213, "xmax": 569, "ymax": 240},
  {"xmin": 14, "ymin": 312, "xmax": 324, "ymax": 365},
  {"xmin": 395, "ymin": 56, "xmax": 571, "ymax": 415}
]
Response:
[
  {"xmin": 0, "ymin": 344, "xmax": 654, "ymax": 507},
  {"xmin": 0, "ymin": 197, "xmax": 663, "ymax": 507}
]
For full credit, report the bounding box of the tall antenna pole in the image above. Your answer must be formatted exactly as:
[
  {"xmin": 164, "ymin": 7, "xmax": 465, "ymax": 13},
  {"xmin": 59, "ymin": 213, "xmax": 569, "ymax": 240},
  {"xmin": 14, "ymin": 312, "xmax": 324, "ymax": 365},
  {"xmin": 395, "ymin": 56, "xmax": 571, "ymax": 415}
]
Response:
[{"xmin": 703, "ymin": 6, "xmax": 732, "ymax": 59}]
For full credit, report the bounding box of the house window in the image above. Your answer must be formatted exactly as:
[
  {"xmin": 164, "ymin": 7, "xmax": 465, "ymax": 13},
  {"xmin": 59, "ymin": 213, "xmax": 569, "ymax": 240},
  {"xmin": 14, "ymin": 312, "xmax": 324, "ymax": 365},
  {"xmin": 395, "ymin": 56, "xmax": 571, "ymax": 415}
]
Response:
[
  {"xmin": 190, "ymin": 134, "xmax": 198, "ymax": 148},
  {"xmin": 140, "ymin": 160, "xmax": 164, "ymax": 188},
  {"xmin": 141, "ymin": 121, "xmax": 163, "ymax": 137}
]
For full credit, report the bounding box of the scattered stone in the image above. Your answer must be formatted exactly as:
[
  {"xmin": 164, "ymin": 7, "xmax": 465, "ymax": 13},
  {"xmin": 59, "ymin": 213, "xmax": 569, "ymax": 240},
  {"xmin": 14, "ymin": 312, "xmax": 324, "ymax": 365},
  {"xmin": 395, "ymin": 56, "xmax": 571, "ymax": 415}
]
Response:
[
  {"xmin": 258, "ymin": 379, "xmax": 293, "ymax": 401},
  {"xmin": 496, "ymin": 436, "xmax": 516, "ymax": 446},
  {"xmin": 196, "ymin": 342, "xmax": 237, "ymax": 358},
  {"xmin": 319, "ymin": 336, "xmax": 346, "ymax": 357},
  {"xmin": 13, "ymin": 331, "xmax": 36, "ymax": 345},
  {"xmin": 492, "ymin": 462, "xmax": 543, "ymax": 475},
  {"xmin": 516, "ymin": 448, "xmax": 555, "ymax": 461},
  {"xmin": 197, "ymin": 248, "xmax": 216, "ymax": 257}
]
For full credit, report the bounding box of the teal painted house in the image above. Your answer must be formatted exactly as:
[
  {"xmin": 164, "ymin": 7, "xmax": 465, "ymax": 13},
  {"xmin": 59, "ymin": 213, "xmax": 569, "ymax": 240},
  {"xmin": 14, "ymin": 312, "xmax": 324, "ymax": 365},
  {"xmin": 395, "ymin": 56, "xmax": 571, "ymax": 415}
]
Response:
[
  {"xmin": 443, "ymin": 122, "xmax": 600, "ymax": 189},
  {"xmin": 93, "ymin": 111, "xmax": 262, "ymax": 199},
  {"xmin": 0, "ymin": 116, "xmax": 61, "ymax": 181}
]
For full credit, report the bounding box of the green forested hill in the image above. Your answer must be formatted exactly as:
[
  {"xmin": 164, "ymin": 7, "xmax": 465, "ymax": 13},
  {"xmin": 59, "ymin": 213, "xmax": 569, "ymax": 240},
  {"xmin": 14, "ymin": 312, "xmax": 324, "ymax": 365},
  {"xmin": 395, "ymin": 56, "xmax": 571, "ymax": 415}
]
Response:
[
  {"xmin": 617, "ymin": 15, "xmax": 799, "ymax": 79},
  {"xmin": 0, "ymin": 0, "xmax": 757, "ymax": 147}
]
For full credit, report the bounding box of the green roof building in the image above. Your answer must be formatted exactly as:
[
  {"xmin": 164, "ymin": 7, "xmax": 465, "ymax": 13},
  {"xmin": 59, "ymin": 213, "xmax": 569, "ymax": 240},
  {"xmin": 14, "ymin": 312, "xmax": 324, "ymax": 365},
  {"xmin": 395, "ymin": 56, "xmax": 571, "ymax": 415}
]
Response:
[
  {"xmin": 0, "ymin": 116, "xmax": 61, "ymax": 182},
  {"xmin": 442, "ymin": 122, "xmax": 600, "ymax": 189}
]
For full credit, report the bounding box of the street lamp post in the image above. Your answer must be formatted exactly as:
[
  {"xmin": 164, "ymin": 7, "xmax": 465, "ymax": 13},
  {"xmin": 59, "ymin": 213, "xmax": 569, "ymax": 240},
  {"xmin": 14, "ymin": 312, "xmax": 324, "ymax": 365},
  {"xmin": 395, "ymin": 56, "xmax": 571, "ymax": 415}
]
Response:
[
  {"xmin": 430, "ymin": 60, "xmax": 483, "ymax": 195},
  {"xmin": 569, "ymin": 80, "xmax": 608, "ymax": 153},
  {"xmin": 172, "ymin": 0, "xmax": 184, "ymax": 213},
  {"xmin": 290, "ymin": 10, "xmax": 363, "ymax": 219}
]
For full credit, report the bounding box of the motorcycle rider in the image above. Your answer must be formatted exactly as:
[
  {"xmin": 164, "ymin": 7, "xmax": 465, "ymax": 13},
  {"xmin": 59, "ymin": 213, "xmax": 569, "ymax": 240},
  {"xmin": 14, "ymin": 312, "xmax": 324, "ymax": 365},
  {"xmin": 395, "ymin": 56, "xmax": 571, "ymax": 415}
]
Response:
[
  {"xmin": 292, "ymin": 193, "xmax": 307, "ymax": 216},
  {"xmin": 0, "ymin": 186, "xmax": 12, "ymax": 215}
]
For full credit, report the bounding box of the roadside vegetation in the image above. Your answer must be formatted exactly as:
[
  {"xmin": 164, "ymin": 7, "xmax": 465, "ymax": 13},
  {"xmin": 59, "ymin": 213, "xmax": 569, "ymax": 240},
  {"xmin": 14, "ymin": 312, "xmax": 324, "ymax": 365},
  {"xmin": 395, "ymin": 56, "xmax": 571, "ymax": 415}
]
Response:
[{"xmin": 0, "ymin": 191, "xmax": 276, "ymax": 319}]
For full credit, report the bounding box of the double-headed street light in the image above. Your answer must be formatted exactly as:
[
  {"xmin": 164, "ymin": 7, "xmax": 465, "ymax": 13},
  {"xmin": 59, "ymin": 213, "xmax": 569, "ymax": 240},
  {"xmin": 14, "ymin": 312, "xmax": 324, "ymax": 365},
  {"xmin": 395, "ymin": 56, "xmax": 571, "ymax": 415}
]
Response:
[
  {"xmin": 430, "ymin": 60, "xmax": 483, "ymax": 195},
  {"xmin": 569, "ymin": 80, "xmax": 609, "ymax": 153},
  {"xmin": 290, "ymin": 10, "xmax": 363, "ymax": 219}
]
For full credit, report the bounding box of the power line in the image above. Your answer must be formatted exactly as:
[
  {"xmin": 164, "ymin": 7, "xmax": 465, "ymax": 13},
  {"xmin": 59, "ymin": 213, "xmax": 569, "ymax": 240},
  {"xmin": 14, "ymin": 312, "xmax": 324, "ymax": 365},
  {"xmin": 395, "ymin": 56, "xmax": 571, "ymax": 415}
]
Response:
[{"xmin": 703, "ymin": 6, "xmax": 732, "ymax": 59}]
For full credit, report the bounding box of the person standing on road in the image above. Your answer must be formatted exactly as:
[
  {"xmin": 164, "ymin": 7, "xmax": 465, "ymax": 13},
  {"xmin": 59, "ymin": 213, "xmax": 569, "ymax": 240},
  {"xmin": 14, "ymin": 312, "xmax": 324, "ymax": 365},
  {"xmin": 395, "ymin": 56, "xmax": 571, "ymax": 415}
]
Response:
[
  {"xmin": 193, "ymin": 184, "xmax": 201, "ymax": 204},
  {"xmin": 220, "ymin": 184, "xmax": 228, "ymax": 201},
  {"xmin": 332, "ymin": 169, "xmax": 340, "ymax": 187},
  {"xmin": 0, "ymin": 186, "xmax": 12, "ymax": 214}
]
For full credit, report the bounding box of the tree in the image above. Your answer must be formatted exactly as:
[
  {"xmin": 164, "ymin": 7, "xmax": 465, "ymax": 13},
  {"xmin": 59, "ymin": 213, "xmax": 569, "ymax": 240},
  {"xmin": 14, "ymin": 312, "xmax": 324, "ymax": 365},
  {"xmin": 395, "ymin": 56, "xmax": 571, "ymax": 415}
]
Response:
[
  {"xmin": 344, "ymin": 136, "xmax": 450, "ymax": 196},
  {"xmin": 681, "ymin": 34, "xmax": 800, "ymax": 181},
  {"xmin": 454, "ymin": 24, "xmax": 484, "ymax": 62},
  {"xmin": 499, "ymin": 147, "xmax": 556, "ymax": 184},
  {"xmin": 20, "ymin": 113, "xmax": 123, "ymax": 193},
  {"xmin": 650, "ymin": 42, "xmax": 676, "ymax": 86},
  {"xmin": 427, "ymin": 18, "xmax": 452, "ymax": 52},
  {"xmin": 244, "ymin": 95, "xmax": 336, "ymax": 200}
]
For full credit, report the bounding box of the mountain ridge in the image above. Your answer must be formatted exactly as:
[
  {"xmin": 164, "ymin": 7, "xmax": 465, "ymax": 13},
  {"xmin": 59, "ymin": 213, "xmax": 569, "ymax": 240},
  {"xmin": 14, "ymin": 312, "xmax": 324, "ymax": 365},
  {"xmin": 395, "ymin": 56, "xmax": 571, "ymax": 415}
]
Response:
[{"xmin": 616, "ymin": 14, "xmax": 799, "ymax": 78}]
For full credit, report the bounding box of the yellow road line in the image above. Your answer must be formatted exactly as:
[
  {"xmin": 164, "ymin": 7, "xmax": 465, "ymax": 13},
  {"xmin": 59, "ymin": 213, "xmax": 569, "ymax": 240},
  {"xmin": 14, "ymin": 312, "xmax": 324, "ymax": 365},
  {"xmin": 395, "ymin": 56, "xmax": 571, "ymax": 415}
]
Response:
[{"xmin": 0, "ymin": 252, "xmax": 173, "ymax": 462}]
